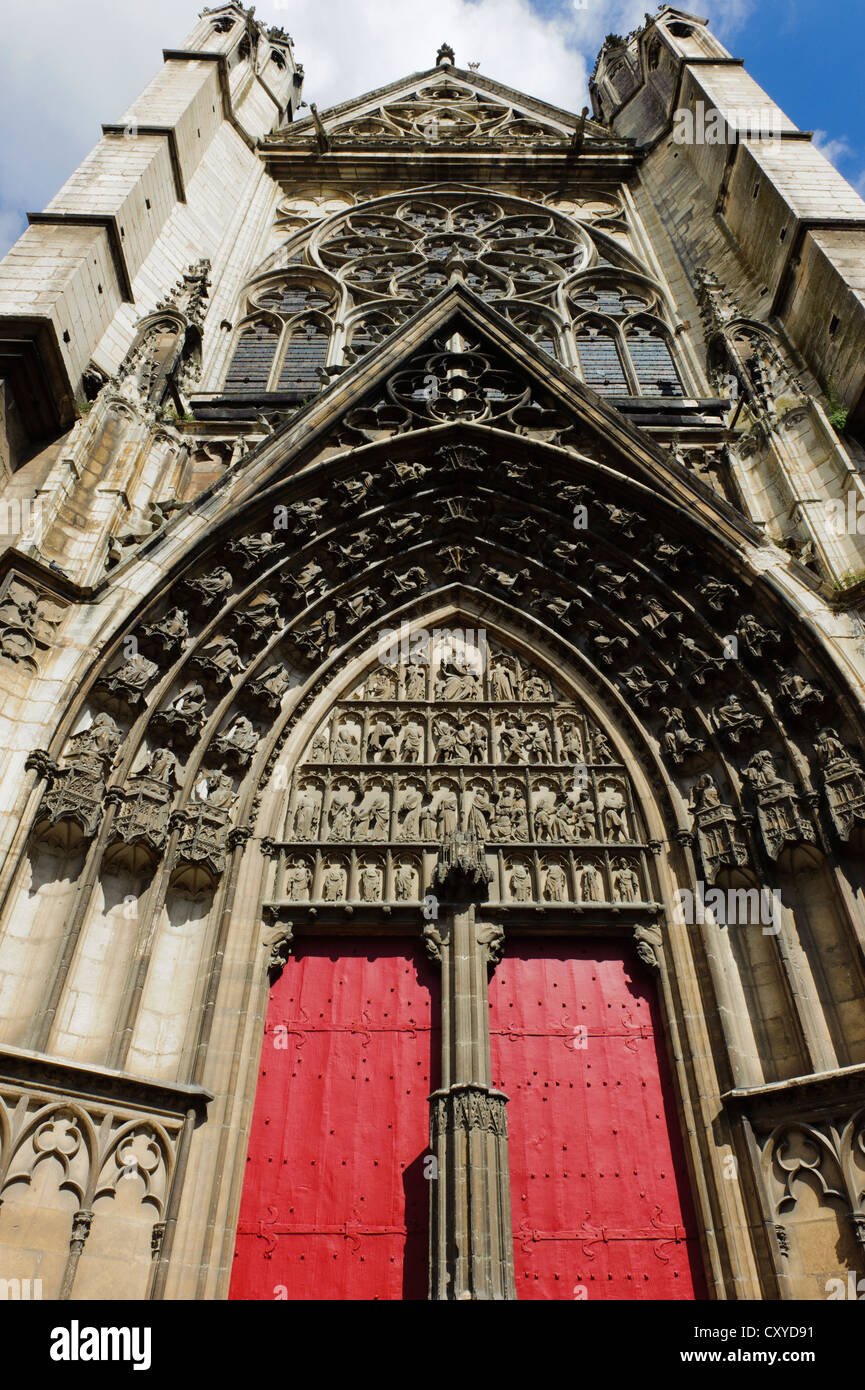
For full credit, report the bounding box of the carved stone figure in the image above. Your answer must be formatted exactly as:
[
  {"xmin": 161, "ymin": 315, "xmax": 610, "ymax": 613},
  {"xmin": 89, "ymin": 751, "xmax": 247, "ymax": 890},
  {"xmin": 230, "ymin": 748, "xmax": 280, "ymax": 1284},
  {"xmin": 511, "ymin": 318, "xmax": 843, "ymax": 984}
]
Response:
[
  {"xmin": 234, "ymin": 594, "xmax": 282, "ymax": 640},
  {"xmin": 368, "ymin": 718, "xmax": 399, "ymax": 761},
  {"xmin": 359, "ymin": 865, "xmax": 381, "ymax": 902},
  {"xmin": 660, "ymin": 707, "xmax": 705, "ymax": 763},
  {"xmin": 544, "ymin": 863, "xmax": 568, "ymax": 902},
  {"xmin": 404, "ymin": 664, "xmax": 426, "ymax": 700},
  {"xmin": 593, "ymin": 563, "xmax": 635, "ymax": 601},
  {"xmin": 192, "ymin": 635, "xmax": 245, "ymax": 684},
  {"xmin": 332, "ymin": 725, "xmax": 361, "ymax": 763},
  {"xmin": 142, "ymin": 746, "xmax": 179, "ymax": 784},
  {"xmin": 96, "ymin": 653, "xmax": 159, "ymax": 705},
  {"xmin": 166, "ymin": 683, "xmax": 206, "ymax": 723},
  {"xmin": 436, "ymin": 789, "xmax": 459, "ymax": 838},
  {"xmin": 688, "ymin": 773, "xmax": 722, "ymax": 814},
  {"xmin": 591, "ymin": 731, "xmax": 615, "ymax": 764},
  {"xmin": 600, "ymin": 784, "xmax": 629, "ymax": 842},
  {"xmin": 647, "ymin": 534, "xmax": 686, "ymax": 570},
  {"xmin": 526, "ymin": 722, "xmax": 552, "ymax": 762},
  {"xmin": 489, "ymin": 661, "xmax": 516, "ymax": 701},
  {"xmin": 286, "ymin": 863, "xmax": 311, "ymax": 901},
  {"xmin": 227, "ymin": 532, "xmax": 285, "ymax": 568},
  {"xmin": 713, "ymin": 692, "xmax": 764, "ymax": 742},
  {"xmin": 322, "ymin": 865, "xmax": 345, "ymax": 901},
  {"xmin": 398, "ymin": 721, "xmax": 423, "ymax": 762},
  {"xmin": 462, "ymin": 786, "xmax": 491, "ymax": 839},
  {"xmin": 434, "ymin": 720, "xmax": 459, "ymax": 762},
  {"xmin": 183, "ymin": 566, "xmax": 233, "ymax": 608},
  {"xmin": 742, "ymin": 748, "xmax": 787, "ymax": 794},
  {"xmin": 621, "ymin": 665, "xmax": 668, "ymax": 709},
  {"xmin": 509, "ymin": 863, "xmax": 533, "ymax": 901},
  {"xmin": 578, "ymin": 863, "xmax": 603, "ymax": 902},
  {"xmin": 282, "ymin": 560, "xmax": 326, "ymax": 602},
  {"xmin": 354, "ymin": 786, "xmax": 390, "ymax": 841},
  {"xmin": 640, "ymin": 595, "xmax": 681, "ymax": 639},
  {"xmin": 364, "ymin": 668, "xmax": 396, "ymax": 700},
  {"xmin": 140, "ymin": 606, "xmax": 189, "ymax": 651},
  {"xmin": 559, "ymin": 723, "xmax": 583, "ymax": 762},
  {"xmin": 698, "ymin": 578, "xmax": 738, "ymax": 612},
  {"xmin": 248, "ymin": 663, "xmax": 292, "ymax": 709},
  {"xmin": 586, "ymin": 622, "xmax": 629, "ymax": 666},
  {"xmin": 741, "ymin": 749, "xmax": 817, "ymax": 861},
  {"xmin": 814, "ymin": 728, "xmax": 865, "ymax": 843},
  {"xmin": 195, "ymin": 768, "xmax": 236, "ymax": 809},
  {"xmin": 328, "ymin": 785, "xmax": 356, "ymax": 841},
  {"xmin": 678, "ymin": 635, "xmax": 726, "ymax": 685},
  {"xmin": 66, "ymin": 712, "xmax": 122, "ymax": 769},
  {"xmin": 814, "ymin": 727, "xmax": 849, "ymax": 768},
  {"xmin": 499, "ymin": 719, "xmax": 529, "ymax": 763},
  {"xmin": 567, "ymin": 791, "xmax": 597, "ymax": 842},
  {"xmin": 613, "ymin": 861, "xmax": 640, "ymax": 903},
  {"xmin": 394, "ymin": 864, "xmax": 415, "ymax": 901},
  {"xmin": 214, "ymin": 715, "xmax": 259, "ymax": 766},
  {"xmin": 776, "ymin": 665, "xmax": 825, "ymax": 716},
  {"xmin": 292, "ymin": 787, "xmax": 320, "ymax": 840},
  {"xmin": 420, "ymin": 801, "xmax": 438, "ymax": 842},
  {"xmin": 736, "ymin": 613, "xmax": 781, "ymax": 659},
  {"xmin": 634, "ymin": 923, "xmax": 663, "ymax": 971},
  {"xmin": 397, "ymin": 787, "xmax": 423, "ymax": 839},
  {"xmin": 435, "ymin": 659, "xmax": 480, "ymax": 701}
]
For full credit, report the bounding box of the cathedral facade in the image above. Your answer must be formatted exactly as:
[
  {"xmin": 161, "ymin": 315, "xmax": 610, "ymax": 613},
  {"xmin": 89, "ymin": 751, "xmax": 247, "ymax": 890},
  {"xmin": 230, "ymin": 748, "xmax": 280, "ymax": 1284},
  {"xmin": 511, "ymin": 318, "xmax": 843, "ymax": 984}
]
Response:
[{"xmin": 0, "ymin": 3, "xmax": 864, "ymax": 1301}]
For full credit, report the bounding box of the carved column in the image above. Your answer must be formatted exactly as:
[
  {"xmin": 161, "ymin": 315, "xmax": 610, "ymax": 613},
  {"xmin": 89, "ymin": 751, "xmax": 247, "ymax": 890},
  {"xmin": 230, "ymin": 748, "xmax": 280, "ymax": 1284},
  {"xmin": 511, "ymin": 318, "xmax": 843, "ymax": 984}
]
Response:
[{"xmin": 426, "ymin": 833, "xmax": 515, "ymax": 1301}]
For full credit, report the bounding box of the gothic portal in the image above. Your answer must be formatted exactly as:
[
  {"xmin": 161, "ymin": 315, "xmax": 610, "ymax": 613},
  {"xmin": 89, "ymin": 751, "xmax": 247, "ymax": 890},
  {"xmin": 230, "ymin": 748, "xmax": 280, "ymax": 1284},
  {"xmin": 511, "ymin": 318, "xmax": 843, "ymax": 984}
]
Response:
[{"xmin": 0, "ymin": 4, "xmax": 864, "ymax": 1302}]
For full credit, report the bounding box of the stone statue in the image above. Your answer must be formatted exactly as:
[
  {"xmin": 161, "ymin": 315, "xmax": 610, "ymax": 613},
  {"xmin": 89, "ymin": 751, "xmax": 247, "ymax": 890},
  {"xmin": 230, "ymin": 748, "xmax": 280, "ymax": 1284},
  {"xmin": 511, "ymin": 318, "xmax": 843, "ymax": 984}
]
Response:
[
  {"xmin": 404, "ymin": 664, "xmax": 426, "ymax": 700},
  {"xmin": 292, "ymin": 787, "xmax": 320, "ymax": 840},
  {"xmin": 286, "ymin": 863, "xmax": 311, "ymax": 901},
  {"xmin": 143, "ymin": 746, "xmax": 179, "ymax": 783},
  {"xmin": 613, "ymin": 861, "xmax": 640, "ymax": 903},
  {"xmin": 436, "ymin": 789, "xmax": 459, "ymax": 838},
  {"xmin": 579, "ymin": 863, "xmax": 603, "ymax": 902},
  {"xmin": 509, "ymin": 863, "xmax": 533, "ymax": 901},
  {"xmin": 599, "ymin": 784, "xmax": 629, "ymax": 842},
  {"xmin": 359, "ymin": 866, "xmax": 381, "ymax": 902},
  {"xmin": 394, "ymin": 865, "xmax": 415, "ymax": 901},
  {"xmin": 322, "ymin": 865, "xmax": 345, "ymax": 901},
  {"xmin": 544, "ymin": 863, "xmax": 568, "ymax": 902},
  {"xmin": 399, "ymin": 721, "xmax": 423, "ymax": 762}
]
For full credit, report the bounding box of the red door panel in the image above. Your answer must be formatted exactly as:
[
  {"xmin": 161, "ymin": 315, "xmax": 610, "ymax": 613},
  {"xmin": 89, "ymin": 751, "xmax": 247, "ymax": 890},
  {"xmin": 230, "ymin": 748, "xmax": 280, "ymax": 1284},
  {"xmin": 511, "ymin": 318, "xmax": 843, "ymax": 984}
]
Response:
[
  {"xmin": 230, "ymin": 938, "xmax": 438, "ymax": 1301},
  {"xmin": 489, "ymin": 938, "xmax": 706, "ymax": 1301}
]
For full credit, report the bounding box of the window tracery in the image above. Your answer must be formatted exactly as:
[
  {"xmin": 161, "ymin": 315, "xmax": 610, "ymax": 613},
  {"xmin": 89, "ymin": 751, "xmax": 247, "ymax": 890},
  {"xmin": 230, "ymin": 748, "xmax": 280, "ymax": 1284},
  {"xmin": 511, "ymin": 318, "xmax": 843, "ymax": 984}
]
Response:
[{"xmin": 222, "ymin": 188, "xmax": 688, "ymax": 399}]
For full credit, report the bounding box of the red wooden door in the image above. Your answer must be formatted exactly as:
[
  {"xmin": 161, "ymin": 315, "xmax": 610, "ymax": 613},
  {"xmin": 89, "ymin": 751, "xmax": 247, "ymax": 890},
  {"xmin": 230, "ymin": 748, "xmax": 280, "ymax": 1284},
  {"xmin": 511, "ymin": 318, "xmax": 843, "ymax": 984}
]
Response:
[
  {"xmin": 489, "ymin": 938, "xmax": 706, "ymax": 1300},
  {"xmin": 230, "ymin": 937, "xmax": 438, "ymax": 1300}
]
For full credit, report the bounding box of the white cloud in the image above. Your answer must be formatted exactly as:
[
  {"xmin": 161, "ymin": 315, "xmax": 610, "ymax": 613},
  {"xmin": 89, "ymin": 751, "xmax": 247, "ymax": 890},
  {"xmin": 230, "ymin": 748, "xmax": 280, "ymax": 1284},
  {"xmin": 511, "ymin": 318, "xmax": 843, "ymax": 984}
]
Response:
[
  {"xmin": 813, "ymin": 129, "xmax": 855, "ymax": 166},
  {"xmin": 0, "ymin": 0, "xmax": 761, "ymax": 261},
  {"xmin": 813, "ymin": 129, "xmax": 865, "ymax": 201}
]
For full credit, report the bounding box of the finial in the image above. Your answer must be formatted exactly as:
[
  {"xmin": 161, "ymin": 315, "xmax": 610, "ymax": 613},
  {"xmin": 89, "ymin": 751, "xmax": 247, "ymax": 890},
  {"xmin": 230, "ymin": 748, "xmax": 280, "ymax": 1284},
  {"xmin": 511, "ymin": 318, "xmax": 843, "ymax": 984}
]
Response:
[{"xmin": 436, "ymin": 42, "xmax": 455, "ymax": 67}]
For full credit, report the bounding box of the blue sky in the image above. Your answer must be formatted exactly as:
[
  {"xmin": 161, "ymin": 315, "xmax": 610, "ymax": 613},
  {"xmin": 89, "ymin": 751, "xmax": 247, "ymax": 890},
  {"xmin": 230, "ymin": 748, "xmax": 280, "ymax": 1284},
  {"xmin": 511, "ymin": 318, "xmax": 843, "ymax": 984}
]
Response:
[{"xmin": 0, "ymin": 0, "xmax": 863, "ymax": 258}]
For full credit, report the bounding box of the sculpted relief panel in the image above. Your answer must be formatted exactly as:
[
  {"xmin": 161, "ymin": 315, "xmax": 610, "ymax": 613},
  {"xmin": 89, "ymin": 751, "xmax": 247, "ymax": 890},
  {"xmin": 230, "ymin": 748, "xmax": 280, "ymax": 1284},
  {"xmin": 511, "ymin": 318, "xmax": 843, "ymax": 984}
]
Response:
[{"xmin": 274, "ymin": 636, "xmax": 652, "ymax": 909}]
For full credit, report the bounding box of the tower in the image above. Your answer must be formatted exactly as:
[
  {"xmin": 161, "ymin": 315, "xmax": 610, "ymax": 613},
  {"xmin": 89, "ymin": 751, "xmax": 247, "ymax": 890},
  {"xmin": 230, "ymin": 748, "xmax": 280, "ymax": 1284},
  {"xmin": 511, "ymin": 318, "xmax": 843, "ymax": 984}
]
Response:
[{"xmin": 0, "ymin": 3, "xmax": 864, "ymax": 1301}]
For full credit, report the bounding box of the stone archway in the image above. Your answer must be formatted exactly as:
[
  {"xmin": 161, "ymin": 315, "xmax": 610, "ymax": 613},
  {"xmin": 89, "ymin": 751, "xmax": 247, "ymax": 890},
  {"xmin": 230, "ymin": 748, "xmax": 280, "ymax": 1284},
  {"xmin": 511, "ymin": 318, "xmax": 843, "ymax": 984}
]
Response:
[
  {"xmin": 4, "ymin": 319, "xmax": 865, "ymax": 1297},
  {"xmin": 229, "ymin": 612, "xmax": 710, "ymax": 1299}
]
